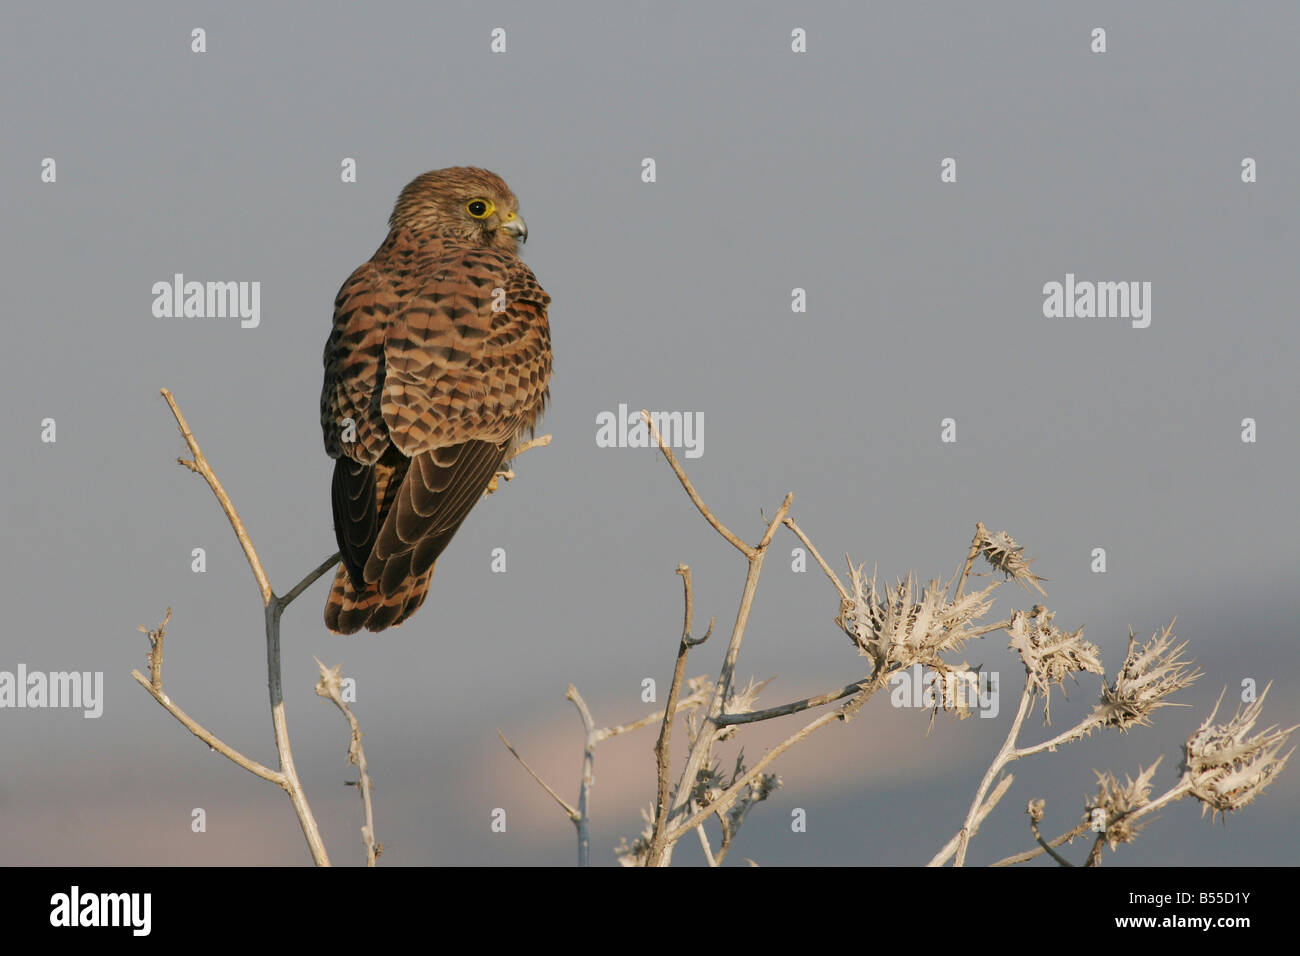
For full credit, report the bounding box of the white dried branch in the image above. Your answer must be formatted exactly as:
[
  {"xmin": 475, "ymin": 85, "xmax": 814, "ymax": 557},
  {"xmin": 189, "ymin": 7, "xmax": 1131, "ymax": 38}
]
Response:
[
  {"xmin": 133, "ymin": 388, "xmax": 333, "ymax": 866},
  {"xmin": 315, "ymin": 658, "xmax": 380, "ymax": 865}
]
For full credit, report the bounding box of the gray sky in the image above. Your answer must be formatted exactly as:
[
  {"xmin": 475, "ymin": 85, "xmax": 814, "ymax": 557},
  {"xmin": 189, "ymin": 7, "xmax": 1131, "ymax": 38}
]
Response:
[{"xmin": 1, "ymin": 1, "xmax": 1296, "ymax": 866}]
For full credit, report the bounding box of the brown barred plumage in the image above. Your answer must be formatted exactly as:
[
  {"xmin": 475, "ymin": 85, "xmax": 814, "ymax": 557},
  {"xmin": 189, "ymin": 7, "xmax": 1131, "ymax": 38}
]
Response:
[{"xmin": 320, "ymin": 168, "xmax": 551, "ymax": 634}]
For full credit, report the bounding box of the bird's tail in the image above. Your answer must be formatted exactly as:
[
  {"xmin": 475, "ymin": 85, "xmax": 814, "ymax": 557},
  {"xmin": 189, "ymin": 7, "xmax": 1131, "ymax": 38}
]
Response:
[{"xmin": 324, "ymin": 561, "xmax": 435, "ymax": 634}]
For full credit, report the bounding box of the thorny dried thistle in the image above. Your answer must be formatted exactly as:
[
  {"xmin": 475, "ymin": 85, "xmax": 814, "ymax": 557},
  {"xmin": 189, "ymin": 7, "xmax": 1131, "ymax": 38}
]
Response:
[
  {"xmin": 725, "ymin": 676, "xmax": 772, "ymax": 718},
  {"xmin": 926, "ymin": 664, "xmax": 989, "ymax": 727},
  {"xmin": 1006, "ymin": 604, "xmax": 1103, "ymax": 724},
  {"xmin": 679, "ymin": 675, "xmax": 714, "ymax": 746},
  {"xmin": 687, "ymin": 751, "xmax": 781, "ymax": 860},
  {"xmin": 314, "ymin": 658, "xmax": 344, "ymax": 702},
  {"xmin": 1181, "ymin": 684, "xmax": 1296, "ymax": 822},
  {"xmin": 614, "ymin": 805, "xmax": 655, "ymax": 868},
  {"xmin": 723, "ymin": 768, "xmax": 781, "ymax": 849},
  {"xmin": 1095, "ymin": 624, "xmax": 1201, "ymax": 731},
  {"xmin": 1027, "ymin": 798, "xmax": 1046, "ymax": 825},
  {"xmin": 976, "ymin": 523, "xmax": 1047, "ymax": 596},
  {"xmin": 1089, "ymin": 759, "xmax": 1162, "ymax": 849},
  {"xmin": 613, "ymin": 743, "xmax": 783, "ymax": 867},
  {"xmin": 838, "ymin": 566, "xmax": 996, "ymax": 674},
  {"xmin": 561, "ymin": 452, "xmax": 1292, "ymax": 866}
]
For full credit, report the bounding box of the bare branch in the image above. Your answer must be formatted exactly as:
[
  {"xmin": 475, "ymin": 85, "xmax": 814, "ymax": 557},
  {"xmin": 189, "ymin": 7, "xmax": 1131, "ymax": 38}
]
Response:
[
  {"xmin": 713, "ymin": 497, "xmax": 792, "ymax": 710},
  {"xmin": 130, "ymin": 668, "xmax": 282, "ymax": 785},
  {"xmin": 648, "ymin": 566, "xmax": 712, "ymax": 866},
  {"xmin": 498, "ymin": 731, "xmax": 579, "ymax": 821},
  {"xmin": 593, "ymin": 685, "xmax": 711, "ymax": 742},
  {"xmin": 991, "ymin": 817, "xmax": 1091, "ymax": 867},
  {"xmin": 756, "ymin": 494, "xmax": 794, "ymax": 551},
  {"xmin": 677, "ymin": 563, "xmax": 715, "ymax": 648},
  {"xmin": 138, "ymin": 607, "xmax": 171, "ymax": 691},
  {"xmin": 666, "ymin": 688, "xmax": 868, "ymax": 845},
  {"xmin": 783, "ymin": 518, "xmax": 849, "ymax": 602},
  {"xmin": 315, "ymin": 658, "xmax": 380, "ymax": 866},
  {"xmin": 948, "ymin": 681, "xmax": 1035, "ymax": 866},
  {"xmin": 1084, "ymin": 833, "xmax": 1105, "ymax": 867},
  {"xmin": 653, "ymin": 548, "xmax": 764, "ymax": 864},
  {"xmin": 718, "ymin": 675, "xmax": 873, "ymax": 726},
  {"xmin": 160, "ymin": 387, "xmax": 272, "ymax": 604},
  {"xmin": 639, "ymin": 417, "xmax": 801, "ymax": 865},
  {"xmin": 139, "ymin": 388, "xmax": 331, "ymax": 866},
  {"xmin": 954, "ymin": 522, "xmax": 983, "ymax": 601},
  {"xmin": 281, "ymin": 552, "xmax": 341, "ymax": 608},
  {"xmin": 928, "ymin": 774, "xmax": 1018, "ymax": 867},
  {"xmin": 503, "ymin": 677, "xmax": 714, "ymax": 867},
  {"xmin": 641, "ymin": 410, "xmax": 752, "ymax": 557},
  {"xmin": 566, "ymin": 684, "xmax": 598, "ymax": 867},
  {"xmin": 695, "ymin": 824, "xmax": 717, "ymax": 866}
]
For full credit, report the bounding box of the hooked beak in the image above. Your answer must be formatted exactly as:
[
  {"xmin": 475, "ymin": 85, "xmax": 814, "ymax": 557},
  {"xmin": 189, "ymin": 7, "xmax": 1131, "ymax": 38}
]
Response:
[{"xmin": 501, "ymin": 212, "xmax": 528, "ymax": 243}]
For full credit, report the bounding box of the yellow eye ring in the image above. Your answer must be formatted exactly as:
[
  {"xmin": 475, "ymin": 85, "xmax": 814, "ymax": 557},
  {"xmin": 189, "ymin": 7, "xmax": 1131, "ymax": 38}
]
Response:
[{"xmin": 466, "ymin": 198, "xmax": 495, "ymax": 219}]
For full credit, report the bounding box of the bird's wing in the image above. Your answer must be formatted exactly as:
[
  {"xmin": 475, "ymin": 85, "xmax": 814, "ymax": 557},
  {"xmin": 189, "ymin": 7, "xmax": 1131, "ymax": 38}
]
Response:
[
  {"xmin": 348, "ymin": 245, "xmax": 551, "ymax": 593},
  {"xmin": 320, "ymin": 260, "xmax": 402, "ymax": 465}
]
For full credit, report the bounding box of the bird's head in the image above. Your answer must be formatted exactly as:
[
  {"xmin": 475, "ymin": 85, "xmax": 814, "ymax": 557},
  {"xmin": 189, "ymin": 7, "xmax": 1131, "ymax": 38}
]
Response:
[{"xmin": 389, "ymin": 166, "xmax": 528, "ymax": 251}]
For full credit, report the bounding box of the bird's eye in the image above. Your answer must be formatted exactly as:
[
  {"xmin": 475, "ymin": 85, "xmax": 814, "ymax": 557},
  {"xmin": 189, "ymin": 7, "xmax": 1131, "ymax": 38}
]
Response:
[{"xmin": 466, "ymin": 199, "xmax": 494, "ymax": 219}]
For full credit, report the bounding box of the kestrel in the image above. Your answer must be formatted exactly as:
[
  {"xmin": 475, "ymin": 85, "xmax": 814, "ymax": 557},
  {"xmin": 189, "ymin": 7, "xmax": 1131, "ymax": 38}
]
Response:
[{"xmin": 320, "ymin": 167, "xmax": 551, "ymax": 634}]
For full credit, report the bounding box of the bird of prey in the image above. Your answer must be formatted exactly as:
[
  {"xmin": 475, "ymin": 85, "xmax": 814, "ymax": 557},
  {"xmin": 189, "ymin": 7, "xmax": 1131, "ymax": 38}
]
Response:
[{"xmin": 320, "ymin": 167, "xmax": 551, "ymax": 634}]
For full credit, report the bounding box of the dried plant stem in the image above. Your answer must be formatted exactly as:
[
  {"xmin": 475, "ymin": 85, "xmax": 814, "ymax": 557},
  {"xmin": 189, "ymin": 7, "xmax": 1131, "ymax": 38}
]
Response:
[
  {"xmin": 643, "ymin": 409, "xmax": 865, "ymax": 866},
  {"xmin": 992, "ymin": 818, "xmax": 1091, "ymax": 867},
  {"xmin": 927, "ymin": 774, "xmax": 1019, "ymax": 868},
  {"xmin": 1040, "ymin": 819, "xmax": 1079, "ymax": 867},
  {"xmin": 783, "ymin": 517, "xmax": 849, "ymax": 602},
  {"xmin": 352, "ymin": 723, "xmax": 379, "ymax": 866},
  {"xmin": 940, "ymin": 680, "xmax": 1036, "ymax": 867},
  {"xmin": 139, "ymin": 608, "xmax": 171, "ymax": 691},
  {"xmin": 499, "ymin": 682, "xmax": 713, "ymax": 864},
  {"xmin": 933, "ymin": 669, "xmax": 1114, "ymax": 867},
  {"xmin": 648, "ymin": 495, "xmax": 789, "ymax": 864},
  {"xmin": 131, "ymin": 655, "xmax": 281, "ymax": 784},
  {"xmin": 566, "ymin": 684, "xmax": 598, "ymax": 867},
  {"xmin": 665, "ymin": 686, "xmax": 875, "ymax": 845},
  {"xmin": 716, "ymin": 676, "xmax": 873, "ymax": 726},
  {"xmin": 695, "ymin": 825, "xmax": 717, "ymax": 865},
  {"xmin": 315, "ymin": 659, "xmax": 380, "ymax": 865},
  {"xmin": 994, "ymin": 774, "xmax": 1196, "ymax": 868},
  {"xmin": 1085, "ymin": 834, "xmax": 1106, "ymax": 867},
  {"xmin": 132, "ymin": 387, "xmax": 337, "ymax": 866},
  {"xmin": 1014, "ymin": 716, "xmax": 1102, "ymax": 759},
  {"xmin": 283, "ymin": 553, "xmax": 344, "ymax": 607},
  {"xmin": 164, "ymin": 388, "xmax": 272, "ymax": 604},
  {"xmin": 592, "ymin": 685, "xmax": 711, "ymax": 742},
  {"xmin": 954, "ymin": 522, "xmax": 985, "ymax": 600},
  {"xmin": 647, "ymin": 566, "xmax": 714, "ymax": 865},
  {"xmin": 640, "ymin": 410, "xmax": 754, "ymax": 557},
  {"xmin": 498, "ymin": 731, "xmax": 579, "ymax": 821},
  {"xmin": 508, "ymin": 413, "xmax": 813, "ymax": 866},
  {"xmin": 509, "ymin": 409, "xmax": 1255, "ymax": 867}
]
